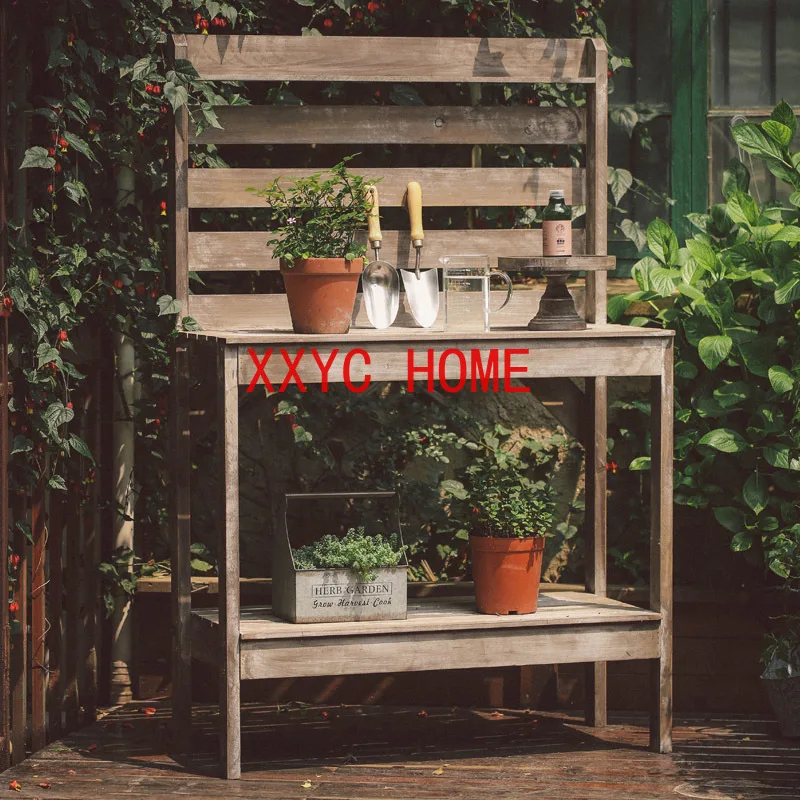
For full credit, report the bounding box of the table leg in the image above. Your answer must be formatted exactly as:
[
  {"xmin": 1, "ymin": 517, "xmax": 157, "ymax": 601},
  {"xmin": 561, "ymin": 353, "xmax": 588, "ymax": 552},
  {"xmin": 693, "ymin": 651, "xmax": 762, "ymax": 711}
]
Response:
[
  {"xmin": 170, "ymin": 341, "xmax": 192, "ymax": 752},
  {"xmin": 584, "ymin": 376, "xmax": 607, "ymax": 727},
  {"xmin": 650, "ymin": 343, "xmax": 673, "ymax": 753},
  {"xmin": 217, "ymin": 345, "xmax": 241, "ymax": 778}
]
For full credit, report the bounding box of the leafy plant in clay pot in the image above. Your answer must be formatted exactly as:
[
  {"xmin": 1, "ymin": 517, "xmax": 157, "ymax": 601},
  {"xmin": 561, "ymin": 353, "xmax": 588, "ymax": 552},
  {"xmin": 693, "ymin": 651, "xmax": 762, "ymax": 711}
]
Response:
[{"xmin": 249, "ymin": 156, "xmax": 376, "ymax": 334}]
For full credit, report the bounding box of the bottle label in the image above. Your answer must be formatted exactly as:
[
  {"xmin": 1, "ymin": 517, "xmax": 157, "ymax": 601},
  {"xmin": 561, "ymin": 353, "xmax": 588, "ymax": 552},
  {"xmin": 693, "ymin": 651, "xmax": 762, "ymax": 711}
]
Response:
[{"xmin": 542, "ymin": 220, "xmax": 572, "ymax": 256}]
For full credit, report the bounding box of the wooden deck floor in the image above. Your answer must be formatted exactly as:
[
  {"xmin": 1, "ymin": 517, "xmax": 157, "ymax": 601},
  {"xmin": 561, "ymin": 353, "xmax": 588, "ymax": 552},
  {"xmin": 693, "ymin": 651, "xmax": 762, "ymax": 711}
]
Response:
[{"xmin": 3, "ymin": 702, "xmax": 799, "ymax": 799}]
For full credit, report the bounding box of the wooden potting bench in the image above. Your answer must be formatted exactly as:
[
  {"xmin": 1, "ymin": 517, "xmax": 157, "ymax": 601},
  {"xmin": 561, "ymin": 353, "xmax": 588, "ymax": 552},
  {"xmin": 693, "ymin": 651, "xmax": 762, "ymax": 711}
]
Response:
[{"xmin": 168, "ymin": 34, "xmax": 674, "ymax": 779}]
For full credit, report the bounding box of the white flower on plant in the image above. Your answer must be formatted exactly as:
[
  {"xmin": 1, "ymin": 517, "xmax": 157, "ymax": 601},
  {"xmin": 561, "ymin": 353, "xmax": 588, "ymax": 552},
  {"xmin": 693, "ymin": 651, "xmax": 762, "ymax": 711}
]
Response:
[{"xmin": 287, "ymin": 216, "xmax": 297, "ymax": 224}]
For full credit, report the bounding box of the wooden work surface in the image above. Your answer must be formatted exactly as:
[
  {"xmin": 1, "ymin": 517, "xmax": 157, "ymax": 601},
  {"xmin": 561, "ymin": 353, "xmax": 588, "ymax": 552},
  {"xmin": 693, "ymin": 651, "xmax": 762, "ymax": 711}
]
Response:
[
  {"xmin": 193, "ymin": 592, "xmax": 660, "ymax": 642},
  {"xmin": 4, "ymin": 703, "xmax": 797, "ymax": 797}
]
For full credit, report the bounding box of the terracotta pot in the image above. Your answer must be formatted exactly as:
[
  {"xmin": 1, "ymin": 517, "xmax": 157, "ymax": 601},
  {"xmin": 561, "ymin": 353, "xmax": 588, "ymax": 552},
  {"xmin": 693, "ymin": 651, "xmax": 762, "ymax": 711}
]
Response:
[
  {"xmin": 280, "ymin": 258, "xmax": 363, "ymax": 334},
  {"xmin": 469, "ymin": 535, "xmax": 545, "ymax": 615}
]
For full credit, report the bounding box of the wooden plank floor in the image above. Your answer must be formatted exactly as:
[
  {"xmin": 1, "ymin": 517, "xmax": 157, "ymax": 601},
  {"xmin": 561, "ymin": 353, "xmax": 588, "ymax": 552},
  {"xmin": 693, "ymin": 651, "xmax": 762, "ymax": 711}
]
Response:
[{"xmin": 3, "ymin": 702, "xmax": 799, "ymax": 799}]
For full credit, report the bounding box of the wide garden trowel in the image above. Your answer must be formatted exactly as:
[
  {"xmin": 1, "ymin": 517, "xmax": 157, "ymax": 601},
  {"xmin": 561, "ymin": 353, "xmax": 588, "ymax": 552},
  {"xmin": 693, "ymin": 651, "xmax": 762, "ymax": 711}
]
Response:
[{"xmin": 400, "ymin": 181, "xmax": 439, "ymax": 328}]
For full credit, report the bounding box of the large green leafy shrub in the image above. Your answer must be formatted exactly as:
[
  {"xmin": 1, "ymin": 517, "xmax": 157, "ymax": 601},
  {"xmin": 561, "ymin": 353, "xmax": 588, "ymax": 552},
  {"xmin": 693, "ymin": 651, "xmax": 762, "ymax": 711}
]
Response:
[{"xmin": 610, "ymin": 101, "xmax": 800, "ymax": 586}]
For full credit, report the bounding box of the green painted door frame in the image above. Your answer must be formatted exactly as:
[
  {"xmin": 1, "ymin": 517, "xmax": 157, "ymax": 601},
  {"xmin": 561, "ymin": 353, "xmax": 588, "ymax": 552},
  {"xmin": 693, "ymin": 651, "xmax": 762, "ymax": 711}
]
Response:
[{"xmin": 671, "ymin": 0, "xmax": 709, "ymax": 238}]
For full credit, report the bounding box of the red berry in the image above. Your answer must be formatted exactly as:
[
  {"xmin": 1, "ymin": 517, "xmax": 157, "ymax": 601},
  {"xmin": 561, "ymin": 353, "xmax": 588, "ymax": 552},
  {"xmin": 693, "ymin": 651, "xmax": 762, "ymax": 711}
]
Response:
[
  {"xmin": 160, "ymin": 200, "xmax": 167, "ymax": 211},
  {"xmin": 47, "ymin": 184, "xmax": 54, "ymax": 193},
  {"xmin": 194, "ymin": 12, "xmax": 201, "ymax": 22},
  {"xmin": 50, "ymin": 362, "xmax": 58, "ymax": 372},
  {"xmin": 58, "ymin": 330, "xmax": 68, "ymax": 341},
  {"xmin": 67, "ymin": 402, "xmax": 73, "ymax": 409},
  {"xmin": 3, "ymin": 297, "xmax": 12, "ymax": 309},
  {"xmin": 367, "ymin": 1, "xmax": 379, "ymax": 11},
  {"xmin": 355, "ymin": 10, "xmax": 363, "ymax": 19},
  {"xmin": 67, "ymin": 32, "xmax": 75, "ymax": 43},
  {"xmin": 48, "ymin": 147, "xmax": 56, "ymax": 156},
  {"xmin": 113, "ymin": 279, "xmax": 124, "ymax": 289},
  {"xmin": 135, "ymin": 284, "xmax": 145, "ymax": 296},
  {"xmin": 150, "ymin": 290, "xmax": 157, "ymax": 298},
  {"xmin": 469, "ymin": 11, "xmax": 478, "ymax": 20},
  {"xmin": 9, "ymin": 601, "xmax": 19, "ymax": 613},
  {"xmin": 323, "ymin": 18, "xmax": 333, "ymax": 28},
  {"xmin": 59, "ymin": 137, "xmax": 68, "ymax": 148},
  {"xmin": 54, "ymin": 163, "xmax": 61, "ymax": 173},
  {"xmin": 200, "ymin": 19, "xmax": 209, "ymax": 29},
  {"xmin": 154, "ymin": 85, "xmax": 161, "ymax": 95},
  {"xmin": 9, "ymin": 554, "xmax": 20, "ymax": 567}
]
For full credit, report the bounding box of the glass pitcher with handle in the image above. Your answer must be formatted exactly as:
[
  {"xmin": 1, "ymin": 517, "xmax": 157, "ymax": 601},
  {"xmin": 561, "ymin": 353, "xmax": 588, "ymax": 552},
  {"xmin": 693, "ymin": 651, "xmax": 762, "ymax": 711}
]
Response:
[{"xmin": 440, "ymin": 254, "xmax": 513, "ymax": 333}]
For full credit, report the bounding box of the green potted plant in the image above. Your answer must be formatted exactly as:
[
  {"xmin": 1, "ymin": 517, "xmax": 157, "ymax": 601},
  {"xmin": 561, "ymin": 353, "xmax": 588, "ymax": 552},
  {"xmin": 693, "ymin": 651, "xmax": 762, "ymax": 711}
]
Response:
[
  {"xmin": 762, "ymin": 618, "xmax": 800, "ymax": 737},
  {"xmin": 443, "ymin": 437, "xmax": 556, "ymax": 615},
  {"xmin": 249, "ymin": 157, "xmax": 375, "ymax": 334}
]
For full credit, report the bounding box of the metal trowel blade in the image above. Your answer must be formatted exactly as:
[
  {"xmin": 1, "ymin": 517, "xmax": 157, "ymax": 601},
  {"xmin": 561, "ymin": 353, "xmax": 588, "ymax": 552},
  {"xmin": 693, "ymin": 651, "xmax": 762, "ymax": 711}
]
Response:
[{"xmin": 400, "ymin": 268, "xmax": 440, "ymax": 328}]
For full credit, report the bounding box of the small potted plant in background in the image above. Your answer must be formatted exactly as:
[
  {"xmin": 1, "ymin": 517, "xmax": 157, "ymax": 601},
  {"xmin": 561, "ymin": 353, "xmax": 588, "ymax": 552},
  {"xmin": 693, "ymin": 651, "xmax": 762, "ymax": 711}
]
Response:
[
  {"xmin": 249, "ymin": 156, "xmax": 375, "ymax": 334},
  {"xmin": 443, "ymin": 440, "xmax": 556, "ymax": 615},
  {"xmin": 762, "ymin": 617, "xmax": 800, "ymax": 737}
]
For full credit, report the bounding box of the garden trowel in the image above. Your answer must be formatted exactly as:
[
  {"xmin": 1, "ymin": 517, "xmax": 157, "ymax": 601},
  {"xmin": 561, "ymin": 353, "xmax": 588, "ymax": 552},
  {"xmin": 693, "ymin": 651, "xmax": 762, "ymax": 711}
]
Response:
[{"xmin": 400, "ymin": 181, "xmax": 439, "ymax": 328}]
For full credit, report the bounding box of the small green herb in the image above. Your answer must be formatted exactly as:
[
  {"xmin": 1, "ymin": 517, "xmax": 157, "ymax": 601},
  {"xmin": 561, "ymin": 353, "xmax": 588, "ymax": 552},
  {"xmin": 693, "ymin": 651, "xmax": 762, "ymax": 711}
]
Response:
[
  {"xmin": 248, "ymin": 156, "xmax": 376, "ymax": 267},
  {"xmin": 292, "ymin": 527, "xmax": 406, "ymax": 581}
]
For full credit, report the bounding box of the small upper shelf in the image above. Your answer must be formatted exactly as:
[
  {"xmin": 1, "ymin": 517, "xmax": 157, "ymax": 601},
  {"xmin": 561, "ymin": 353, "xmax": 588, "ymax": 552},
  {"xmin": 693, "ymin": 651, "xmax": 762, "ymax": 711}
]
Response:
[{"xmin": 498, "ymin": 256, "xmax": 617, "ymax": 272}]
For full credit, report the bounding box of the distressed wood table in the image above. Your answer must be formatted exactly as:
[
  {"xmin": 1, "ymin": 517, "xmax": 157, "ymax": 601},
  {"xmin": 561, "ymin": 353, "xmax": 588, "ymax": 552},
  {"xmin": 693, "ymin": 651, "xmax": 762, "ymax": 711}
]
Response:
[{"xmin": 168, "ymin": 34, "xmax": 674, "ymax": 779}]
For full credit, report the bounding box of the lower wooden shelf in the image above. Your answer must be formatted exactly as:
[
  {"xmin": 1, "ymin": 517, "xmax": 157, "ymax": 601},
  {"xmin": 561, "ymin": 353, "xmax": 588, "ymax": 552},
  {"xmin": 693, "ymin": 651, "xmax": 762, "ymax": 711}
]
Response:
[{"xmin": 192, "ymin": 591, "xmax": 662, "ymax": 681}]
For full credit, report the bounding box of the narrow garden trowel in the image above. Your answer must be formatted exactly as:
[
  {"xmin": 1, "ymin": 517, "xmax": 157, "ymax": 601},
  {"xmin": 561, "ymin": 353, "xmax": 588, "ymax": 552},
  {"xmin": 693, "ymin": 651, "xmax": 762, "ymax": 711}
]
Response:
[{"xmin": 400, "ymin": 181, "xmax": 439, "ymax": 328}]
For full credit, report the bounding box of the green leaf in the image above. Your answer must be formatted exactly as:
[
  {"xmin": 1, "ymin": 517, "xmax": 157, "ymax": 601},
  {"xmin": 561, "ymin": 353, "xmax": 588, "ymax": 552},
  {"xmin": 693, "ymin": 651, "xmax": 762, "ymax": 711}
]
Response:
[
  {"xmin": 62, "ymin": 131, "xmax": 98, "ymax": 164},
  {"xmin": 628, "ymin": 456, "xmax": 651, "ymax": 471},
  {"xmin": 730, "ymin": 530, "xmax": 753, "ymax": 552},
  {"xmin": 43, "ymin": 401, "xmax": 74, "ymax": 433},
  {"xmin": 646, "ymin": 219, "xmax": 679, "ymax": 266},
  {"xmin": 771, "ymin": 225, "xmax": 800, "ymax": 243},
  {"xmin": 20, "ymin": 146, "xmax": 55, "ymax": 170},
  {"xmin": 48, "ymin": 475, "xmax": 68, "ymax": 491},
  {"xmin": 713, "ymin": 381, "xmax": 749, "ymax": 409},
  {"xmin": 769, "ymin": 365, "xmax": 795, "ymax": 394},
  {"xmin": 390, "ymin": 84, "xmax": 424, "ymax": 106},
  {"xmin": 762, "ymin": 119, "xmax": 793, "ymax": 148},
  {"xmin": 131, "ymin": 56, "xmax": 153, "ymax": 81},
  {"xmin": 763, "ymin": 443, "xmax": 791, "ymax": 469},
  {"xmin": 69, "ymin": 434, "xmax": 94, "ymax": 461},
  {"xmin": 698, "ymin": 335, "xmax": 732, "ymax": 370},
  {"xmin": 619, "ymin": 218, "xmax": 648, "ymax": 251},
  {"xmin": 731, "ymin": 122, "xmax": 785, "ymax": 162},
  {"xmin": 699, "ymin": 428, "xmax": 749, "ymax": 453},
  {"xmin": 608, "ymin": 166, "xmax": 633, "ymax": 205},
  {"xmin": 726, "ymin": 191, "xmax": 759, "ymax": 227},
  {"xmin": 771, "ymin": 100, "xmax": 797, "ymax": 137},
  {"xmin": 37, "ymin": 344, "xmax": 60, "ymax": 369},
  {"xmin": 441, "ymin": 479, "xmax": 469, "ymax": 500},
  {"xmin": 163, "ymin": 81, "xmax": 189, "ymax": 112},
  {"xmin": 607, "ymin": 293, "xmax": 632, "ymax": 322},
  {"xmin": 10, "ymin": 435, "xmax": 33, "ymax": 456},
  {"xmin": 157, "ymin": 295, "xmax": 183, "ymax": 316},
  {"xmin": 743, "ymin": 473, "xmax": 768, "ymax": 515},
  {"xmin": 686, "ymin": 238, "xmax": 716, "ymax": 271},
  {"xmin": 775, "ymin": 278, "xmax": 800, "ymax": 304},
  {"xmin": 292, "ymin": 425, "xmax": 313, "ymax": 443},
  {"xmin": 190, "ymin": 558, "xmax": 214, "ymax": 572},
  {"xmin": 650, "ymin": 266, "xmax": 679, "ymax": 296},
  {"xmin": 334, "ymin": 0, "xmax": 355, "ymax": 10},
  {"xmin": 675, "ymin": 360, "xmax": 698, "ymax": 380},
  {"xmin": 722, "ymin": 158, "xmax": 750, "ymax": 200},
  {"xmin": 714, "ymin": 506, "xmax": 746, "ymax": 533},
  {"xmin": 181, "ymin": 316, "xmax": 202, "ymax": 332}
]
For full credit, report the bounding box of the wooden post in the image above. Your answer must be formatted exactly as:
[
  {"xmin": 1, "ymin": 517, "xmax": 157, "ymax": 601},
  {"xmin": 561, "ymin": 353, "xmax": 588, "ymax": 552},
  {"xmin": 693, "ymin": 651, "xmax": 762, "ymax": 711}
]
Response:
[
  {"xmin": 217, "ymin": 345, "xmax": 241, "ymax": 779},
  {"xmin": 10, "ymin": 497, "xmax": 27, "ymax": 764},
  {"xmin": 584, "ymin": 38, "xmax": 608, "ymax": 325},
  {"xmin": 46, "ymin": 495, "xmax": 64, "ymax": 740},
  {"xmin": 30, "ymin": 479, "xmax": 46, "ymax": 751},
  {"xmin": 170, "ymin": 341, "xmax": 192, "ymax": 751},
  {"xmin": 650, "ymin": 341, "xmax": 674, "ymax": 753},
  {"xmin": 168, "ymin": 32, "xmax": 193, "ymax": 754},
  {"xmin": 64, "ymin": 495, "xmax": 80, "ymax": 732},
  {"xmin": 584, "ymin": 376, "xmax": 607, "ymax": 727}
]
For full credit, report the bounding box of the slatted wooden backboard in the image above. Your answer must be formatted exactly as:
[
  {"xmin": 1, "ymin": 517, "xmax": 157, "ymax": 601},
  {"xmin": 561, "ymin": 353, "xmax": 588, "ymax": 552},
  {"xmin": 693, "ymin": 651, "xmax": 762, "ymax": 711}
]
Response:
[{"xmin": 170, "ymin": 35, "xmax": 608, "ymax": 330}]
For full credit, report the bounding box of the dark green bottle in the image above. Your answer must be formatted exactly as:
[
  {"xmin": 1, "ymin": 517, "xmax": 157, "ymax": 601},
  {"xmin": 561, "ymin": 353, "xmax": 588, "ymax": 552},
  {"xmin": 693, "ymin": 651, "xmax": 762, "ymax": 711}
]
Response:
[{"xmin": 542, "ymin": 190, "xmax": 572, "ymax": 256}]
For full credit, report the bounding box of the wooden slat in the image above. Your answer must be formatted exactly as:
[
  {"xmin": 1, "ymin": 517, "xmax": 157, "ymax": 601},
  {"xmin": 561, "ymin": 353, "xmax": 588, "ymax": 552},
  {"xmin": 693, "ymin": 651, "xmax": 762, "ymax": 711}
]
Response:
[
  {"xmin": 188, "ymin": 167, "xmax": 584, "ymax": 209},
  {"xmin": 46, "ymin": 494, "xmax": 64, "ymax": 741},
  {"xmin": 650, "ymin": 342, "xmax": 674, "ymax": 754},
  {"xmin": 188, "ymin": 229, "xmax": 588, "ymax": 272},
  {"xmin": 191, "ymin": 105, "xmax": 587, "ymax": 145},
  {"xmin": 170, "ymin": 34, "xmax": 190, "ymax": 312},
  {"xmin": 194, "ymin": 594, "xmax": 660, "ymax": 642},
  {"xmin": 217, "ymin": 344, "xmax": 241, "ymax": 780},
  {"xmin": 584, "ymin": 38, "xmax": 608, "ymax": 324},
  {"xmin": 183, "ymin": 35, "xmax": 594, "ymax": 83},
  {"xmin": 238, "ymin": 624, "xmax": 660, "ymax": 681}
]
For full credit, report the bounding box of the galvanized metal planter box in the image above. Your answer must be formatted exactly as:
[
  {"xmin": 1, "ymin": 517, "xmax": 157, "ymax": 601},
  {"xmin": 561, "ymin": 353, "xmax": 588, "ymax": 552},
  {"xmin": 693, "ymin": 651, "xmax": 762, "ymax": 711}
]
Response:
[{"xmin": 272, "ymin": 491, "xmax": 408, "ymax": 624}]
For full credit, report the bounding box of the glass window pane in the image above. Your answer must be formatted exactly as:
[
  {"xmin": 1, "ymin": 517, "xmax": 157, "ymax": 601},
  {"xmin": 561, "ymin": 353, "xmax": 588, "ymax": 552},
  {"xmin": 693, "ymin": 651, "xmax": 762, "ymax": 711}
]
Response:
[{"xmin": 775, "ymin": 0, "xmax": 800, "ymax": 103}]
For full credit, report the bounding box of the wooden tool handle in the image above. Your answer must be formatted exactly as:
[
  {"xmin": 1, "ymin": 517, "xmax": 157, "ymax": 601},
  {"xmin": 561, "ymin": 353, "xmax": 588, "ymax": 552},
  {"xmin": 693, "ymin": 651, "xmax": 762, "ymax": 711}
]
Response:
[
  {"xmin": 406, "ymin": 181, "xmax": 424, "ymax": 244},
  {"xmin": 367, "ymin": 185, "xmax": 382, "ymax": 245}
]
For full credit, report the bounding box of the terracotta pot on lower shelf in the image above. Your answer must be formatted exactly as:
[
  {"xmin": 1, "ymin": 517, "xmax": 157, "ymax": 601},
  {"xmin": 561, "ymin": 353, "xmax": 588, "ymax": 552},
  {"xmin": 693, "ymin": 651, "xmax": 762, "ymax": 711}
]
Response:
[
  {"xmin": 470, "ymin": 534, "xmax": 545, "ymax": 615},
  {"xmin": 280, "ymin": 257, "xmax": 363, "ymax": 334}
]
